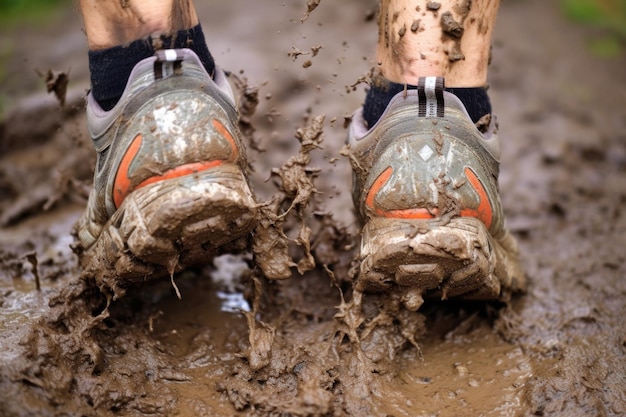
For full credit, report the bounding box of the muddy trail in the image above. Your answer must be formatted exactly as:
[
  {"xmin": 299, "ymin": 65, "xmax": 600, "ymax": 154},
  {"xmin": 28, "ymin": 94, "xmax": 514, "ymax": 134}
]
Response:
[{"xmin": 1, "ymin": 0, "xmax": 625, "ymax": 416}]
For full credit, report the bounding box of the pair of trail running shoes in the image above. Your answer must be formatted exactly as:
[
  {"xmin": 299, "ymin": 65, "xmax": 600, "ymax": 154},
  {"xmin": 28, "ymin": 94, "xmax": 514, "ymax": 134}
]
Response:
[{"xmin": 74, "ymin": 49, "xmax": 525, "ymax": 308}]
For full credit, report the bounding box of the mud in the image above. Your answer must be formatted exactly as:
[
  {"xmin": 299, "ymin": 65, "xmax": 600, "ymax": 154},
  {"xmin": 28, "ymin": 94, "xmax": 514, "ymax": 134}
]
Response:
[
  {"xmin": 1, "ymin": 0, "xmax": 626, "ymax": 416},
  {"xmin": 440, "ymin": 7, "xmax": 466, "ymax": 63},
  {"xmin": 426, "ymin": 2, "xmax": 441, "ymax": 12},
  {"xmin": 440, "ymin": 11, "xmax": 464, "ymax": 39}
]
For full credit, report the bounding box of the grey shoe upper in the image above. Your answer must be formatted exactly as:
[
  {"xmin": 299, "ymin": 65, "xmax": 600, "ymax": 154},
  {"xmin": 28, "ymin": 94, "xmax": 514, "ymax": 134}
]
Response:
[
  {"xmin": 77, "ymin": 49, "xmax": 246, "ymax": 248},
  {"xmin": 348, "ymin": 78, "xmax": 506, "ymax": 239}
]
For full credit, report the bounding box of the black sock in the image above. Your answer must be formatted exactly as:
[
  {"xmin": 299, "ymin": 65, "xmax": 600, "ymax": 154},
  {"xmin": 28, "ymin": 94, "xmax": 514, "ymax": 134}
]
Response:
[
  {"xmin": 88, "ymin": 24, "xmax": 215, "ymax": 111},
  {"xmin": 362, "ymin": 80, "xmax": 491, "ymax": 128}
]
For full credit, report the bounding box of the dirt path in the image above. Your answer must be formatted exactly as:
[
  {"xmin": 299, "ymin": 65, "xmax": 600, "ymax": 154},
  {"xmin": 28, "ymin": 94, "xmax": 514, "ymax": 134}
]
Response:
[{"xmin": 1, "ymin": 1, "xmax": 625, "ymax": 416}]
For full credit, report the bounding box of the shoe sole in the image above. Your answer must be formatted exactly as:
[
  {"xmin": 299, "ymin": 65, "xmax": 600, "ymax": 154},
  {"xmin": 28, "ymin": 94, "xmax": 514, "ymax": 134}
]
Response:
[
  {"xmin": 357, "ymin": 216, "xmax": 525, "ymax": 310},
  {"xmin": 79, "ymin": 164, "xmax": 257, "ymax": 288}
]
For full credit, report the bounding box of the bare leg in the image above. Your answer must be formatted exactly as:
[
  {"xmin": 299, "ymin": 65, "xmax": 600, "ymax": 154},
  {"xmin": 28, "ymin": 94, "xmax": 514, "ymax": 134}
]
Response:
[
  {"xmin": 377, "ymin": 0, "xmax": 499, "ymax": 87},
  {"xmin": 78, "ymin": 0, "xmax": 199, "ymax": 50}
]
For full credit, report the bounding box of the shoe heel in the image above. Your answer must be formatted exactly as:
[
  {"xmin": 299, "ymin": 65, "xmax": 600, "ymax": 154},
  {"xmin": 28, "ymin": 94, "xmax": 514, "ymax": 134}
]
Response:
[
  {"xmin": 358, "ymin": 216, "xmax": 523, "ymax": 306},
  {"xmin": 81, "ymin": 163, "xmax": 257, "ymax": 284}
]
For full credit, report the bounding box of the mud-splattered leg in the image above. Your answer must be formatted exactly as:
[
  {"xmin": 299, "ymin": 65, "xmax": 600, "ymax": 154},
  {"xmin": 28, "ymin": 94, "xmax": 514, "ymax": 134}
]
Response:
[
  {"xmin": 78, "ymin": 0, "xmax": 199, "ymax": 49},
  {"xmin": 377, "ymin": 0, "xmax": 499, "ymax": 86}
]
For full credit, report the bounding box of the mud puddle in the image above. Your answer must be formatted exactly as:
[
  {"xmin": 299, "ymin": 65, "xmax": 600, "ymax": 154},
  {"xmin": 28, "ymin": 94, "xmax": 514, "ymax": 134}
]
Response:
[
  {"xmin": 2, "ymin": 0, "xmax": 626, "ymax": 416},
  {"xmin": 0, "ymin": 200, "xmax": 533, "ymax": 417}
]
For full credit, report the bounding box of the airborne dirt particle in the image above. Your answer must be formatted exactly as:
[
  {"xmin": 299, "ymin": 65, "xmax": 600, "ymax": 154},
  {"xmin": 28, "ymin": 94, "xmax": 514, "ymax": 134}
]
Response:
[
  {"xmin": 300, "ymin": 0, "xmax": 321, "ymax": 23},
  {"xmin": 24, "ymin": 251, "xmax": 41, "ymax": 291},
  {"xmin": 288, "ymin": 46, "xmax": 309, "ymax": 60},
  {"xmin": 311, "ymin": 44, "xmax": 323, "ymax": 56},
  {"xmin": 36, "ymin": 68, "xmax": 69, "ymax": 107}
]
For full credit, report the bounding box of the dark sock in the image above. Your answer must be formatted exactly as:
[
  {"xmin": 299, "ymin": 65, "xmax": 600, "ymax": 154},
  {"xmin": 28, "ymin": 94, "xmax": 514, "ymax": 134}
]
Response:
[
  {"xmin": 88, "ymin": 24, "xmax": 215, "ymax": 111},
  {"xmin": 362, "ymin": 80, "xmax": 491, "ymax": 128}
]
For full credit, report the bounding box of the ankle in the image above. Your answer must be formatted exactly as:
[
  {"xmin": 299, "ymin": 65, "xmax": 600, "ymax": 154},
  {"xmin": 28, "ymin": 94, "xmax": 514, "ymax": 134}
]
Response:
[
  {"xmin": 362, "ymin": 77, "xmax": 491, "ymax": 128},
  {"xmin": 89, "ymin": 24, "xmax": 215, "ymax": 111},
  {"xmin": 79, "ymin": 0, "xmax": 198, "ymax": 50}
]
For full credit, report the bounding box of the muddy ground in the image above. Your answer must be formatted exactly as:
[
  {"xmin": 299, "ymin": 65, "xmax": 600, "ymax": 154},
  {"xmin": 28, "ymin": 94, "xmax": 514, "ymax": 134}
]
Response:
[{"xmin": 1, "ymin": 0, "xmax": 625, "ymax": 416}]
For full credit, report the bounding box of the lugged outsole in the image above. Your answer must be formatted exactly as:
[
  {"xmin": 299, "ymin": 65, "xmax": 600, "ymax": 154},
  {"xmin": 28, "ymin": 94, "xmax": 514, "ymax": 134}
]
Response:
[
  {"xmin": 77, "ymin": 164, "xmax": 258, "ymax": 290},
  {"xmin": 357, "ymin": 216, "xmax": 525, "ymax": 310}
]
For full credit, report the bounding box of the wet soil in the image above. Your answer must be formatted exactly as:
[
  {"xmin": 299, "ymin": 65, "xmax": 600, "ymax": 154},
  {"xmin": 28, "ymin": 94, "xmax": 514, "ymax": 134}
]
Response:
[{"xmin": 1, "ymin": 0, "xmax": 625, "ymax": 416}]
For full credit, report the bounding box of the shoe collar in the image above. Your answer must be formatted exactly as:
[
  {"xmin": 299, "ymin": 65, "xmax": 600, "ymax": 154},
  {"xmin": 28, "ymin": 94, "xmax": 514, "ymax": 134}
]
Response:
[
  {"xmin": 348, "ymin": 88, "xmax": 500, "ymax": 160},
  {"xmin": 86, "ymin": 49, "xmax": 235, "ymax": 151}
]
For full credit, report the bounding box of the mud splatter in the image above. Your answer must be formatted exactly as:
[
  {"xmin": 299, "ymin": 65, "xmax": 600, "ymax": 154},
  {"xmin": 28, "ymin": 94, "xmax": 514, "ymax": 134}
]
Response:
[
  {"xmin": 252, "ymin": 115, "xmax": 324, "ymax": 279},
  {"xmin": 440, "ymin": 11, "xmax": 464, "ymax": 39},
  {"xmin": 475, "ymin": 113, "xmax": 491, "ymax": 133},
  {"xmin": 300, "ymin": 0, "xmax": 321, "ymax": 23},
  {"xmin": 242, "ymin": 274, "xmax": 276, "ymax": 370},
  {"xmin": 169, "ymin": 0, "xmax": 195, "ymax": 34},
  {"xmin": 447, "ymin": 42, "xmax": 465, "ymax": 62},
  {"xmin": 288, "ymin": 46, "xmax": 309, "ymax": 60},
  {"xmin": 410, "ymin": 19, "xmax": 421, "ymax": 32},
  {"xmin": 427, "ymin": 2, "xmax": 441, "ymax": 11},
  {"xmin": 453, "ymin": 0, "xmax": 473, "ymax": 18},
  {"xmin": 36, "ymin": 69, "xmax": 69, "ymax": 107},
  {"xmin": 216, "ymin": 263, "xmax": 428, "ymax": 416},
  {"xmin": 440, "ymin": 11, "xmax": 465, "ymax": 63},
  {"xmin": 288, "ymin": 45, "xmax": 323, "ymax": 61},
  {"xmin": 439, "ymin": 1, "xmax": 474, "ymax": 64},
  {"xmin": 24, "ymin": 252, "xmax": 40, "ymax": 291},
  {"xmin": 398, "ymin": 23, "xmax": 407, "ymax": 37},
  {"xmin": 229, "ymin": 72, "xmax": 263, "ymax": 152}
]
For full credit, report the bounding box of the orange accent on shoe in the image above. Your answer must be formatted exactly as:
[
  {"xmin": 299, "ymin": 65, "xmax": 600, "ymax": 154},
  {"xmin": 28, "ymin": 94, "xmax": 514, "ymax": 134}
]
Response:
[
  {"xmin": 112, "ymin": 133, "xmax": 224, "ymax": 209},
  {"xmin": 114, "ymin": 133, "xmax": 143, "ymax": 209},
  {"xmin": 366, "ymin": 167, "xmax": 400, "ymax": 214},
  {"xmin": 460, "ymin": 167, "xmax": 493, "ymax": 229},
  {"xmin": 365, "ymin": 166, "xmax": 493, "ymax": 228},
  {"xmin": 212, "ymin": 119, "xmax": 238, "ymax": 161}
]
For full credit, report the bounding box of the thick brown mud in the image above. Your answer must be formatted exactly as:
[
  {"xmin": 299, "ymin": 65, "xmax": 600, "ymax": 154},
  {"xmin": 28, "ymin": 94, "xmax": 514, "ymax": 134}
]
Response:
[{"xmin": 1, "ymin": 0, "xmax": 625, "ymax": 416}]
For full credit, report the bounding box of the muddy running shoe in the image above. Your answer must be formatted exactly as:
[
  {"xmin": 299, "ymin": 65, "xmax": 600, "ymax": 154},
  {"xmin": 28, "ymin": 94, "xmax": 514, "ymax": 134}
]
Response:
[
  {"xmin": 348, "ymin": 77, "xmax": 525, "ymax": 310},
  {"xmin": 74, "ymin": 49, "xmax": 257, "ymax": 286}
]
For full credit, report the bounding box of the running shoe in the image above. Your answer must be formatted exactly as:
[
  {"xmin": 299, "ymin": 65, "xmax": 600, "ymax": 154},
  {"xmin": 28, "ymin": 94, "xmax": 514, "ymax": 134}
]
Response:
[
  {"xmin": 73, "ymin": 49, "xmax": 257, "ymax": 286},
  {"xmin": 348, "ymin": 76, "xmax": 525, "ymax": 310}
]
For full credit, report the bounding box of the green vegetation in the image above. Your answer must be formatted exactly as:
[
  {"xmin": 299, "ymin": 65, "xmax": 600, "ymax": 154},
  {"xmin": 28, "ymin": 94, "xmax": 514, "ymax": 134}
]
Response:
[
  {"xmin": 561, "ymin": 0, "xmax": 626, "ymax": 57},
  {"xmin": 0, "ymin": 0, "xmax": 71, "ymax": 26}
]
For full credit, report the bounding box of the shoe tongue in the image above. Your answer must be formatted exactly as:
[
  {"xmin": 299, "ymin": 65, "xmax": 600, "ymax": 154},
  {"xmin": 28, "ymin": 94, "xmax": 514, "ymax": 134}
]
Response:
[{"xmin": 417, "ymin": 76, "xmax": 446, "ymax": 118}]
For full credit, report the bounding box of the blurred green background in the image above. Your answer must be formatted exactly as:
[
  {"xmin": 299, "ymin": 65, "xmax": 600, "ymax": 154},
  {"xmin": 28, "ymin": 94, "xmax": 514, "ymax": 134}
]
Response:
[
  {"xmin": 0, "ymin": 0, "xmax": 71, "ymax": 25},
  {"xmin": 561, "ymin": 0, "xmax": 626, "ymax": 56}
]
